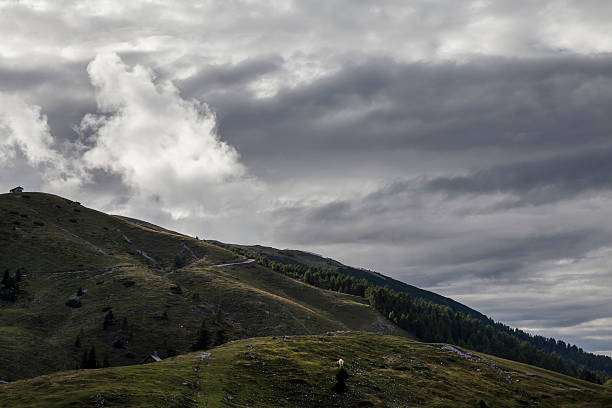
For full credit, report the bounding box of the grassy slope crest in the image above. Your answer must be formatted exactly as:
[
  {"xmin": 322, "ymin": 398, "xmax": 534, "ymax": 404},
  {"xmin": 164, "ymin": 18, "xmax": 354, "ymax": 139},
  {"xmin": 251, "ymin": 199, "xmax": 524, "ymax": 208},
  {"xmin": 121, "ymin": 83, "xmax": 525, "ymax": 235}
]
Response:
[{"xmin": 1, "ymin": 332, "xmax": 610, "ymax": 407}]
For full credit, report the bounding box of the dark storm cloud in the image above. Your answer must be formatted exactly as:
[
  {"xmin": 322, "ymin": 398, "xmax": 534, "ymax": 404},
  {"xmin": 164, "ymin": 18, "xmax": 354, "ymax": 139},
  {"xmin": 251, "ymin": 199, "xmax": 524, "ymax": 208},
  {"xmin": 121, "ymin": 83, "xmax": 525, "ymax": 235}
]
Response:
[
  {"xmin": 485, "ymin": 295, "xmax": 612, "ymax": 329},
  {"xmin": 0, "ymin": 66, "xmax": 68, "ymax": 91},
  {"xmin": 272, "ymin": 183, "xmax": 611, "ymax": 275},
  {"xmin": 304, "ymin": 201, "xmax": 352, "ymax": 222},
  {"xmin": 425, "ymin": 144, "xmax": 612, "ymax": 204},
  {"xmin": 441, "ymin": 229, "xmax": 611, "ymax": 277},
  {"xmin": 79, "ymin": 168, "xmax": 133, "ymax": 206},
  {"xmin": 178, "ymin": 55, "xmax": 284, "ymax": 91},
  {"xmin": 0, "ymin": 60, "xmax": 95, "ymax": 143},
  {"xmin": 179, "ymin": 55, "xmax": 612, "ymax": 166}
]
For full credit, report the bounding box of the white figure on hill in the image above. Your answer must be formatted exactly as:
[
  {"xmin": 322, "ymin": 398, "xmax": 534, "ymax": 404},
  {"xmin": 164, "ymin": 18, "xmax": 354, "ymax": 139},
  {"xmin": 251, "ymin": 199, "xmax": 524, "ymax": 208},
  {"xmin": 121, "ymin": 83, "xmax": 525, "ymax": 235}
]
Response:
[{"xmin": 338, "ymin": 358, "xmax": 344, "ymax": 367}]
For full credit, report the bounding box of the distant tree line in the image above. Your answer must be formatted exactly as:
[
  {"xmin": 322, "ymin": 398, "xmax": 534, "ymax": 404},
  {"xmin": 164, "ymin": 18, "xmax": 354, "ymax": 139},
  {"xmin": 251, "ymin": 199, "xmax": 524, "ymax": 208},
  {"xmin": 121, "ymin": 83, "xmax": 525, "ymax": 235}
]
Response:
[
  {"xmin": 225, "ymin": 246, "xmax": 611, "ymax": 384},
  {"xmin": 365, "ymin": 286, "xmax": 608, "ymax": 384}
]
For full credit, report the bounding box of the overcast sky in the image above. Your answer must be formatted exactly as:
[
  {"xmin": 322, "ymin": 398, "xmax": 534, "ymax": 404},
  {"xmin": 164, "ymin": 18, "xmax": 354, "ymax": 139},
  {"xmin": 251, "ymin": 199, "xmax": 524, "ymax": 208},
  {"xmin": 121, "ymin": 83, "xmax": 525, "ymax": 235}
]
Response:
[{"xmin": 1, "ymin": 0, "xmax": 612, "ymax": 356}]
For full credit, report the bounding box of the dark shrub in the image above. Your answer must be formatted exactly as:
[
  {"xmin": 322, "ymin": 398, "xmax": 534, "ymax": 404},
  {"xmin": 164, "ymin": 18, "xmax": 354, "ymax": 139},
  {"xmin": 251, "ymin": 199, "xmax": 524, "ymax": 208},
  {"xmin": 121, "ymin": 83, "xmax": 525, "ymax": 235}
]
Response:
[
  {"xmin": 66, "ymin": 299, "xmax": 82, "ymax": 308},
  {"xmin": 112, "ymin": 339, "xmax": 127, "ymax": 349}
]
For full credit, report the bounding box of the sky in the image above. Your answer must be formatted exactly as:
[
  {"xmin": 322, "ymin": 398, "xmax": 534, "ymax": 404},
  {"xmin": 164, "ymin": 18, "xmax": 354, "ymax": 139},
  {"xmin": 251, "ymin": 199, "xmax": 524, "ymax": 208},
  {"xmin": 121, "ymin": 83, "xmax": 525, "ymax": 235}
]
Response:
[{"xmin": 1, "ymin": 0, "xmax": 612, "ymax": 356}]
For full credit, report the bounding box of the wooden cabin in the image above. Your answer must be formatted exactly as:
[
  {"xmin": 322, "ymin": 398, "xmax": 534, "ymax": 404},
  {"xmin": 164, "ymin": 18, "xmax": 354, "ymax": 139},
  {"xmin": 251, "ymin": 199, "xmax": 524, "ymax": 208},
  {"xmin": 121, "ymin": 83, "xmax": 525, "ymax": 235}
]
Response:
[{"xmin": 142, "ymin": 354, "xmax": 162, "ymax": 364}]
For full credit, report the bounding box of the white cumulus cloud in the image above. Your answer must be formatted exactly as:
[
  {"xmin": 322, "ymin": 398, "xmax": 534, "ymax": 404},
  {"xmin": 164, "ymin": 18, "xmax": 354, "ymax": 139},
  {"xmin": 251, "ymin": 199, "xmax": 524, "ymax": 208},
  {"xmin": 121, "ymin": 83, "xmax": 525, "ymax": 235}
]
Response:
[
  {"xmin": 77, "ymin": 53, "xmax": 264, "ymax": 231},
  {"xmin": 0, "ymin": 92, "xmax": 80, "ymax": 192},
  {"xmin": 0, "ymin": 92, "xmax": 57, "ymax": 165}
]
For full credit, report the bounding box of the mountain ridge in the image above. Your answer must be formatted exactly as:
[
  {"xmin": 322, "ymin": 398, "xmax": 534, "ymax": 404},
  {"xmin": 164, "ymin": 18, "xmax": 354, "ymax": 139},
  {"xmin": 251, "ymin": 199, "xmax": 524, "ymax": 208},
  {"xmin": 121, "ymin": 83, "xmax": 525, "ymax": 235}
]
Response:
[
  {"xmin": 222, "ymin": 243, "xmax": 486, "ymax": 320},
  {"xmin": 0, "ymin": 191, "xmax": 610, "ymax": 407}
]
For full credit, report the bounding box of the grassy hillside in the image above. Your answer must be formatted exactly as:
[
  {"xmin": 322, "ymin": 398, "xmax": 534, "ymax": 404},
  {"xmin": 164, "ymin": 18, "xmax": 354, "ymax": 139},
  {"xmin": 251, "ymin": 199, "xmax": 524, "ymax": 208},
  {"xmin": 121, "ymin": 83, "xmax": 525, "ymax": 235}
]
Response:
[
  {"xmin": 224, "ymin": 244, "xmax": 486, "ymax": 320},
  {"xmin": 1, "ymin": 332, "xmax": 610, "ymax": 407},
  {"xmin": 0, "ymin": 192, "xmax": 235, "ymax": 273},
  {"xmin": 0, "ymin": 193, "xmax": 403, "ymax": 381}
]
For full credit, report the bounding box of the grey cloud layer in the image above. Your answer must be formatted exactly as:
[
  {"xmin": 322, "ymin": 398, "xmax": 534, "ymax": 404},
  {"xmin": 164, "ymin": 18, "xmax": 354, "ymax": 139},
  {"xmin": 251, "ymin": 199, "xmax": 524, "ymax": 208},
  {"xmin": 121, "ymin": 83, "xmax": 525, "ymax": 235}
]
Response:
[
  {"xmin": 425, "ymin": 144, "xmax": 612, "ymax": 205},
  {"xmin": 2, "ymin": 1, "xmax": 612, "ymax": 355},
  {"xmin": 185, "ymin": 56, "xmax": 612, "ymax": 163}
]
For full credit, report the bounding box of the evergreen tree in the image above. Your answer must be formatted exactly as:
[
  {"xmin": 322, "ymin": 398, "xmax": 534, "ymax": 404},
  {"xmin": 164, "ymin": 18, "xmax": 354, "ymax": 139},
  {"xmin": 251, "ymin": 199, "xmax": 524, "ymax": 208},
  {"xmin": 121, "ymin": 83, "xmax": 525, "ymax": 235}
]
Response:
[
  {"xmin": 214, "ymin": 329, "xmax": 226, "ymax": 346},
  {"xmin": 103, "ymin": 356, "xmax": 110, "ymax": 368},
  {"xmin": 65, "ymin": 298, "xmax": 81, "ymax": 308},
  {"xmin": 192, "ymin": 320, "xmax": 210, "ymax": 351},
  {"xmin": 214, "ymin": 308, "xmax": 223, "ymax": 324},
  {"xmin": 87, "ymin": 346, "xmax": 97, "ymax": 369},
  {"xmin": 103, "ymin": 310, "xmax": 115, "ymax": 330},
  {"xmin": 81, "ymin": 350, "xmax": 88, "ymax": 369},
  {"xmin": 174, "ymin": 255, "xmax": 186, "ymax": 268},
  {"xmin": 303, "ymin": 270, "xmax": 313, "ymax": 285},
  {"xmin": 74, "ymin": 335, "xmax": 81, "ymax": 348}
]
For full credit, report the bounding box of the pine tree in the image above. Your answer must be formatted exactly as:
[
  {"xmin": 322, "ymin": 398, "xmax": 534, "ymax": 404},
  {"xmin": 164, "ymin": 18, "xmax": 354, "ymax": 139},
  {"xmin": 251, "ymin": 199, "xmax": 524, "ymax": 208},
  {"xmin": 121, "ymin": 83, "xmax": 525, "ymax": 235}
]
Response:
[
  {"xmin": 303, "ymin": 270, "xmax": 313, "ymax": 285},
  {"xmin": 121, "ymin": 317, "xmax": 129, "ymax": 331},
  {"xmin": 81, "ymin": 350, "xmax": 88, "ymax": 369},
  {"xmin": 214, "ymin": 308, "xmax": 224, "ymax": 324},
  {"xmin": 103, "ymin": 356, "xmax": 110, "ymax": 368},
  {"xmin": 103, "ymin": 310, "xmax": 115, "ymax": 330},
  {"xmin": 214, "ymin": 329, "xmax": 226, "ymax": 346},
  {"xmin": 192, "ymin": 320, "xmax": 210, "ymax": 351},
  {"xmin": 87, "ymin": 346, "xmax": 97, "ymax": 369},
  {"xmin": 75, "ymin": 335, "xmax": 81, "ymax": 348},
  {"xmin": 174, "ymin": 255, "xmax": 186, "ymax": 268}
]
